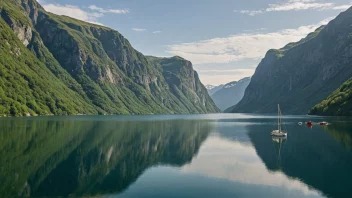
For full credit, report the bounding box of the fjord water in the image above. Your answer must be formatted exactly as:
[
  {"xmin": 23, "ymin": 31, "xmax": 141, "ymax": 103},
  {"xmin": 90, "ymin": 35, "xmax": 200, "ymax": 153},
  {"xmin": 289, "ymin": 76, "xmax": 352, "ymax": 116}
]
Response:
[{"xmin": 1, "ymin": 115, "xmax": 352, "ymax": 198}]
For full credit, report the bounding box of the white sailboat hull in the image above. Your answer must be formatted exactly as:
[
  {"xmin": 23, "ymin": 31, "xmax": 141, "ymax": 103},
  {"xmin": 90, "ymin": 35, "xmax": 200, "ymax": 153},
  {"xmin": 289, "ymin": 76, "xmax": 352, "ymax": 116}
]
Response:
[{"xmin": 271, "ymin": 130, "xmax": 287, "ymax": 137}]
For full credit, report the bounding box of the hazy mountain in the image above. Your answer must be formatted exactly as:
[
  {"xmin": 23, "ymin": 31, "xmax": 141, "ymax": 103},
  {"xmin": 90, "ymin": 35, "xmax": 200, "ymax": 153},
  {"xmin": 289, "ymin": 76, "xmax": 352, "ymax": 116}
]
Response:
[
  {"xmin": 211, "ymin": 77, "xmax": 251, "ymax": 111},
  {"xmin": 206, "ymin": 84, "xmax": 224, "ymax": 96},
  {"xmin": 229, "ymin": 7, "xmax": 352, "ymax": 114},
  {"xmin": 0, "ymin": 0, "xmax": 219, "ymax": 116}
]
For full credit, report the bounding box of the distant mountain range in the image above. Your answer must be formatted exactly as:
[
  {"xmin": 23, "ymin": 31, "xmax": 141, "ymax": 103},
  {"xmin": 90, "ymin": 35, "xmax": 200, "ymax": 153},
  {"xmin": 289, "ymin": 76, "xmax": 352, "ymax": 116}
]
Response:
[
  {"xmin": 210, "ymin": 77, "xmax": 251, "ymax": 111},
  {"xmin": 228, "ymin": 7, "xmax": 352, "ymax": 115},
  {"xmin": 0, "ymin": 0, "xmax": 219, "ymax": 116},
  {"xmin": 206, "ymin": 84, "xmax": 224, "ymax": 96}
]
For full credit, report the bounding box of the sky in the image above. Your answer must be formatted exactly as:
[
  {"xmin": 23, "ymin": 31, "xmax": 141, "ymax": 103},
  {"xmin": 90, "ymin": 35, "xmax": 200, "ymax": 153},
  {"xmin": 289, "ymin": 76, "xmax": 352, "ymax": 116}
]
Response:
[{"xmin": 36, "ymin": 0, "xmax": 352, "ymax": 85}]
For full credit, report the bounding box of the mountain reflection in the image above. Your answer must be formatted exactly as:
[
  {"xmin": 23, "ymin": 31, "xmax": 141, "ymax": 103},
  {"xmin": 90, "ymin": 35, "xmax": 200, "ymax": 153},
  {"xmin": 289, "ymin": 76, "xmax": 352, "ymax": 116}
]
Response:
[
  {"xmin": 323, "ymin": 122, "xmax": 352, "ymax": 151},
  {"xmin": 247, "ymin": 123, "xmax": 352, "ymax": 198},
  {"xmin": 0, "ymin": 118, "xmax": 211, "ymax": 197}
]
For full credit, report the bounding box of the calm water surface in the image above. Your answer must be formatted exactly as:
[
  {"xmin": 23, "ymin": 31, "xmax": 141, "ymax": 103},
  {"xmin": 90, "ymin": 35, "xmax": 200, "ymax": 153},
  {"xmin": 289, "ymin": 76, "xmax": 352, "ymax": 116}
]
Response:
[{"xmin": 1, "ymin": 114, "xmax": 352, "ymax": 198}]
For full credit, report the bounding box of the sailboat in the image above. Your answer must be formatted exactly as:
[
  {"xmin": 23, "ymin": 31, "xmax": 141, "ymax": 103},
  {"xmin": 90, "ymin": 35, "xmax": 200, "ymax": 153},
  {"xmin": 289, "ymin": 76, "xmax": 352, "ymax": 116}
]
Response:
[{"xmin": 271, "ymin": 104, "xmax": 287, "ymax": 137}]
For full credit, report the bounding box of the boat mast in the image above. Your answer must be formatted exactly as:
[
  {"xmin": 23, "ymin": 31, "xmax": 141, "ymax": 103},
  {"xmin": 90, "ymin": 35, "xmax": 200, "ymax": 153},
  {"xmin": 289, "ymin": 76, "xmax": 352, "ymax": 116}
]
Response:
[{"xmin": 278, "ymin": 104, "xmax": 281, "ymax": 132}]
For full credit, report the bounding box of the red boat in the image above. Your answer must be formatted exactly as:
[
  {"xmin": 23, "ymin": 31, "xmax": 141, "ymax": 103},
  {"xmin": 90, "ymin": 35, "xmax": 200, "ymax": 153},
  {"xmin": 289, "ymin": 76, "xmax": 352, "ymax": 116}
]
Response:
[{"xmin": 306, "ymin": 121, "xmax": 313, "ymax": 126}]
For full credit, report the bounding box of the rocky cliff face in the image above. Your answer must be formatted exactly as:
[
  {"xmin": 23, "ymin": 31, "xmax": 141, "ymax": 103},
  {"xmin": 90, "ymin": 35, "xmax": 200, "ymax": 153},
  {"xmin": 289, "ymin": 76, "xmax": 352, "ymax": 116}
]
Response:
[
  {"xmin": 148, "ymin": 56, "xmax": 219, "ymax": 113},
  {"xmin": 232, "ymin": 7, "xmax": 352, "ymax": 114},
  {"xmin": 0, "ymin": 0, "xmax": 219, "ymax": 116}
]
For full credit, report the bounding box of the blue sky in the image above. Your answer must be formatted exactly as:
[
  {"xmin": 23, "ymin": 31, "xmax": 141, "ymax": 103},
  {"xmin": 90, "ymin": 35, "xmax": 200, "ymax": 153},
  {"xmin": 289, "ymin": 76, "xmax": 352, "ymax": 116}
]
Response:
[{"xmin": 37, "ymin": 0, "xmax": 351, "ymax": 85}]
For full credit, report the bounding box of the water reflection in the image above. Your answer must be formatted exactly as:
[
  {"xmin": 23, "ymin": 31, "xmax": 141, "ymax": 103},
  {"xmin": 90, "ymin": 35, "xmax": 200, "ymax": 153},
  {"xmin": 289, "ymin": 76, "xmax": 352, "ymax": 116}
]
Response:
[
  {"xmin": 179, "ymin": 133, "xmax": 322, "ymax": 197},
  {"xmin": 323, "ymin": 122, "xmax": 352, "ymax": 151},
  {"xmin": 271, "ymin": 136, "xmax": 286, "ymax": 170},
  {"xmin": 1, "ymin": 116, "xmax": 352, "ymax": 198},
  {"xmin": 0, "ymin": 118, "xmax": 211, "ymax": 197},
  {"xmin": 247, "ymin": 121, "xmax": 352, "ymax": 198}
]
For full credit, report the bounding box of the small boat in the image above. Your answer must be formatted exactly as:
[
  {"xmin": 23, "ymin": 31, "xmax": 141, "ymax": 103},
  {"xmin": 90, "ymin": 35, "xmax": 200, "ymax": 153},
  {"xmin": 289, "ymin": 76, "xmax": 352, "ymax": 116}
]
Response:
[
  {"xmin": 271, "ymin": 104, "xmax": 287, "ymax": 137},
  {"xmin": 305, "ymin": 121, "xmax": 313, "ymax": 128},
  {"xmin": 298, "ymin": 122, "xmax": 303, "ymax": 125},
  {"xmin": 318, "ymin": 121, "xmax": 329, "ymax": 126},
  {"xmin": 305, "ymin": 121, "xmax": 313, "ymax": 125}
]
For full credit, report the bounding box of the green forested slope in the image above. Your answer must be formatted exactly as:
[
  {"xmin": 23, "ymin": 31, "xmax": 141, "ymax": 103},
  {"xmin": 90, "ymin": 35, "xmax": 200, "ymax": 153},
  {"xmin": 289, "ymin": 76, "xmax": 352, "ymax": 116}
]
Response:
[
  {"xmin": 0, "ymin": 18, "xmax": 97, "ymax": 116},
  {"xmin": 309, "ymin": 78, "xmax": 352, "ymax": 116}
]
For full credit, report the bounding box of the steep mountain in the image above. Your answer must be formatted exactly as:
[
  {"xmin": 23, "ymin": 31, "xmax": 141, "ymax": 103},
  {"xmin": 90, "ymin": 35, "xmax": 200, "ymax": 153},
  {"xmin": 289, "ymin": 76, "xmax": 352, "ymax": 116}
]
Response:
[
  {"xmin": 309, "ymin": 77, "xmax": 352, "ymax": 116},
  {"xmin": 147, "ymin": 56, "xmax": 219, "ymax": 113},
  {"xmin": 206, "ymin": 84, "xmax": 224, "ymax": 96},
  {"xmin": 230, "ymin": 7, "xmax": 352, "ymax": 114},
  {"xmin": 0, "ymin": 0, "xmax": 219, "ymax": 116},
  {"xmin": 211, "ymin": 77, "xmax": 251, "ymax": 111}
]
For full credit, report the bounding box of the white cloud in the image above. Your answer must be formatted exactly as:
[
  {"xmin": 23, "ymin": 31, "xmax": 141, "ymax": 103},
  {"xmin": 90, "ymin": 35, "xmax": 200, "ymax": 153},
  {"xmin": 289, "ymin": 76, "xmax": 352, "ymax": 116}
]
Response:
[
  {"xmin": 132, "ymin": 28, "xmax": 147, "ymax": 32},
  {"xmin": 42, "ymin": 4, "xmax": 102, "ymax": 24},
  {"xmin": 239, "ymin": 10, "xmax": 264, "ymax": 16},
  {"xmin": 153, "ymin": 31, "xmax": 162, "ymax": 34},
  {"xmin": 332, "ymin": 5, "xmax": 352, "ymax": 10},
  {"xmin": 167, "ymin": 17, "xmax": 333, "ymax": 65},
  {"xmin": 198, "ymin": 69, "xmax": 255, "ymax": 85},
  {"xmin": 238, "ymin": 0, "xmax": 350, "ymax": 16},
  {"xmin": 181, "ymin": 136, "xmax": 322, "ymax": 196},
  {"xmin": 88, "ymin": 5, "xmax": 129, "ymax": 14},
  {"xmin": 266, "ymin": 0, "xmax": 333, "ymax": 12},
  {"xmin": 39, "ymin": 2, "xmax": 129, "ymax": 25},
  {"xmin": 199, "ymin": 69, "xmax": 254, "ymax": 74}
]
